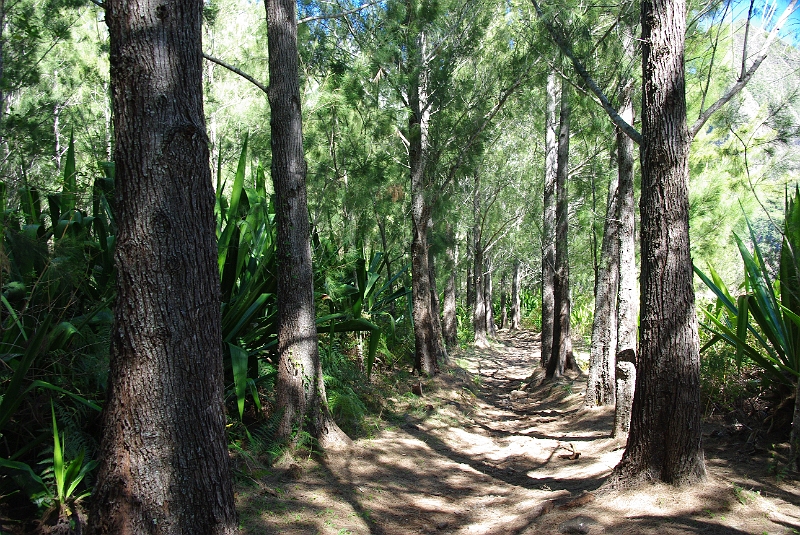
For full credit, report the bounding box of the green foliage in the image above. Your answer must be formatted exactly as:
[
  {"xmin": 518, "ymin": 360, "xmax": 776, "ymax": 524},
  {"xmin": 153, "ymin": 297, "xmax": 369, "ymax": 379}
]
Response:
[
  {"xmin": 519, "ymin": 288, "xmax": 542, "ymax": 330},
  {"xmin": 0, "ymin": 401, "xmax": 97, "ymax": 518},
  {"xmin": 1, "ymin": 136, "xmax": 110, "ymax": 515}
]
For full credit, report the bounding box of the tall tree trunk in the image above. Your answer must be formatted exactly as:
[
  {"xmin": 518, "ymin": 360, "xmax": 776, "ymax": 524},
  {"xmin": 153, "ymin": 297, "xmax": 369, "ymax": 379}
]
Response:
[
  {"xmin": 485, "ymin": 256, "xmax": 497, "ymax": 338},
  {"xmin": 499, "ymin": 272, "xmax": 508, "ymax": 330},
  {"xmin": 408, "ymin": 29, "xmax": 439, "ymax": 375},
  {"xmin": 510, "ymin": 260, "xmax": 521, "ymax": 331},
  {"xmin": 442, "ymin": 240, "xmax": 458, "ymax": 348},
  {"xmin": 88, "ymin": 0, "xmax": 237, "ymax": 528},
  {"xmin": 611, "ymin": 0, "xmax": 706, "ymax": 486},
  {"xmin": 586, "ymin": 160, "xmax": 620, "ymax": 407},
  {"xmin": 473, "ymin": 173, "xmax": 489, "ymax": 347},
  {"xmin": 547, "ymin": 82, "xmax": 574, "ymax": 379},
  {"xmin": 541, "ymin": 70, "xmax": 559, "ymax": 368},
  {"xmin": 267, "ymin": 0, "xmax": 349, "ymax": 448}
]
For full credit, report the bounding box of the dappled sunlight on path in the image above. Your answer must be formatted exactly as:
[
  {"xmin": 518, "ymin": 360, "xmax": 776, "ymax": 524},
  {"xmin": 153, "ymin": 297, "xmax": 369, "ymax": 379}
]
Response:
[{"xmin": 236, "ymin": 330, "xmax": 800, "ymax": 535}]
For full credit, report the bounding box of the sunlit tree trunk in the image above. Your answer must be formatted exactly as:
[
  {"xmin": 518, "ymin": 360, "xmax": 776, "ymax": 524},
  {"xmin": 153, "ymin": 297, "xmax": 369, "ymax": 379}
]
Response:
[
  {"xmin": 616, "ymin": 94, "xmax": 638, "ymax": 360},
  {"xmin": 611, "ymin": 0, "xmax": 706, "ymax": 486},
  {"xmin": 547, "ymin": 82, "xmax": 574, "ymax": 379},
  {"xmin": 541, "ymin": 70, "xmax": 559, "ymax": 368},
  {"xmin": 88, "ymin": 0, "xmax": 237, "ymax": 528},
  {"xmin": 586, "ymin": 163, "xmax": 620, "ymax": 407},
  {"xmin": 267, "ymin": 0, "xmax": 349, "ymax": 448}
]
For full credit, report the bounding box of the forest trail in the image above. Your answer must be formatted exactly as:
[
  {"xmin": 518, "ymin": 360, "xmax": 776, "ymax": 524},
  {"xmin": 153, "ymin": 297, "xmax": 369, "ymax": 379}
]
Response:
[{"xmin": 236, "ymin": 330, "xmax": 800, "ymax": 535}]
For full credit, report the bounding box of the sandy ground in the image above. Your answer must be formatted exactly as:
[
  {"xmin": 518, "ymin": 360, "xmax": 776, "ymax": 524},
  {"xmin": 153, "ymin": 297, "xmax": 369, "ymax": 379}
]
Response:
[{"xmin": 236, "ymin": 330, "xmax": 800, "ymax": 535}]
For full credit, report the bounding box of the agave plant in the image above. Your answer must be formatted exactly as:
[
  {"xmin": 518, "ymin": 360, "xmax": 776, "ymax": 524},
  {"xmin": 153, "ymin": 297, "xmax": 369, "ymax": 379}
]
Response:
[
  {"xmin": 217, "ymin": 137, "xmax": 278, "ymax": 420},
  {"xmin": 695, "ymin": 187, "xmax": 800, "ymax": 468},
  {"xmin": 695, "ymin": 193, "xmax": 800, "ymax": 387},
  {"xmin": 317, "ymin": 247, "xmax": 411, "ymax": 378}
]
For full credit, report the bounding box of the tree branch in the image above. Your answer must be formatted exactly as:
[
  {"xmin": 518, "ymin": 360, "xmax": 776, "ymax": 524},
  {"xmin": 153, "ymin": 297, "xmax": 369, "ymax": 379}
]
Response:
[
  {"xmin": 298, "ymin": 0, "xmax": 381, "ymax": 24},
  {"xmin": 689, "ymin": 0, "xmax": 798, "ymax": 139},
  {"xmin": 202, "ymin": 53, "xmax": 268, "ymax": 95},
  {"xmin": 528, "ymin": 0, "xmax": 643, "ymax": 146},
  {"xmin": 444, "ymin": 61, "xmax": 536, "ymax": 188}
]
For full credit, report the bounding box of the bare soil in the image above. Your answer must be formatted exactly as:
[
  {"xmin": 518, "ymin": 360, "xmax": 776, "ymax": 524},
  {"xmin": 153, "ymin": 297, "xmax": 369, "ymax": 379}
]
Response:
[{"xmin": 236, "ymin": 330, "xmax": 800, "ymax": 535}]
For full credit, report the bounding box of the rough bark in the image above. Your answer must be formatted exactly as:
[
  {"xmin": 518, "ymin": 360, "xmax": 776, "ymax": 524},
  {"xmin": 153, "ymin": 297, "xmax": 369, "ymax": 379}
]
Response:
[
  {"xmin": 267, "ymin": 0, "xmax": 349, "ymax": 448},
  {"xmin": 547, "ymin": 82, "xmax": 574, "ymax": 380},
  {"xmin": 88, "ymin": 0, "xmax": 237, "ymax": 529},
  {"xmin": 510, "ymin": 260, "xmax": 521, "ymax": 331},
  {"xmin": 541, "ymin": 70, "xmax": 559, "ymax": 369},
  {"xmin": 586, "ymin": 162, "xmax": 620, "ymax": 407},
  {"xmin": 610, "ymin": 0, "xmax": 706, "ymax": 486}
]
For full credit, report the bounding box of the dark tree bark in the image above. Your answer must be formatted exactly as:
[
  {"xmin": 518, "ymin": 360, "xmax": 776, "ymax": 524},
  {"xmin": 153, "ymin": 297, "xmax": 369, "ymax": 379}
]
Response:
[
  {"xmin": 88, "ymin": 0, "xmax": 237, "ymax": 529},
  {"xmin": 586, "ymin": 162, "xmax": 620, "ymax": 407},
  {"xmin": 510, "ymin": 260, "xmax": 521, "ymax": 331},
  {"xmin": 541, "ymin": 70, "xmax": 559, "ymax": 369},
  {"xmin": 267, "ymin": 0, "xmax": 349, "ymax": 448},
  {"xmin": 547, "ymin": 82, "xmax": 574, "ymax": 379},
  {"xmin": 610, "ymin": 0, "xmax": 706, "ymax": 486}
]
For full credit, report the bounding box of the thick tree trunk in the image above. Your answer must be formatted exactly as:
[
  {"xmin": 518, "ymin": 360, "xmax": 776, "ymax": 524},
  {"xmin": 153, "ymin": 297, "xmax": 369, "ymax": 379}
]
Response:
[
  {"xmin": 611, "ymin": 0, "xmax": 706, "ymax": 486},
  {"xmin": 547, "ymin": 82, "xmax": 574, "ymax": 379},
  {"xmin": 442, "ymin": 242, "xmax": 458, "ymax": 349},
  {"xmin": 485, "ymin": 256, "xmax": 498, "ymax": 338},
  {"xmin": 267, "ymin": 0, "xmax": 349, "ymax": 449},
  {"xmin": 88, "ymin": 0, "xmax": 237, "ymax": 529},
  {"xmin": 586, "ymin": 163, "xmax": 620, "ymax": 407},
  {"xmin": 541, "ymin": 70, "xmax": 559, "ymax": 369},
  {"xmin": 510, "ymin": 260, "xmax": 521, "ymax": 331}
]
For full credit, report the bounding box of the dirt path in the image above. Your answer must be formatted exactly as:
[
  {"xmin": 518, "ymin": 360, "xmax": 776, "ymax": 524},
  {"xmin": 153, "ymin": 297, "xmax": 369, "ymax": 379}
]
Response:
[{"xmin": 236, "ymin": 330, "xmax": 800, "ymax": 534}]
